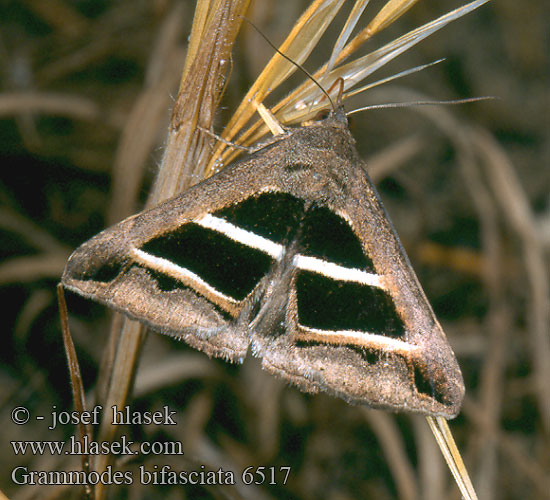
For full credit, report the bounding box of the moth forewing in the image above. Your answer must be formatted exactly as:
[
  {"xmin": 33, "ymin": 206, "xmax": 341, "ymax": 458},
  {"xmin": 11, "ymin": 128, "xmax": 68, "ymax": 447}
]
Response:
[{"xmin": 62, "ymin": 107, "xmax": 464, "ymax": 418}]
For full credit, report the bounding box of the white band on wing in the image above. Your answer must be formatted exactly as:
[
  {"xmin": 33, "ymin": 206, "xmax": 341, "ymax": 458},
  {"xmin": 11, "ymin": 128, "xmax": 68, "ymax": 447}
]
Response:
[
  {"xmin": 131, "ymin": 247, "xmax": 237, "ymax": 303},
  {"xmin": 299, "ymin": 326, "xmax": 415, "ymax": 354},
  {"xmin": 293, "ymin": 254, "xmax": 385, "ymax": 289},
  {"xmin": 196, "ymin": 214, "xmax": 285, "ymax": 260}
]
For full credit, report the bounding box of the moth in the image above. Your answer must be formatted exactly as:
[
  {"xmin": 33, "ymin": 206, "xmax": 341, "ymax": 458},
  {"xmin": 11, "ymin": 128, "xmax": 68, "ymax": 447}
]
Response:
[{"xmin": 62, "ymin": 105, "xmax": 465, "ymax": 418}]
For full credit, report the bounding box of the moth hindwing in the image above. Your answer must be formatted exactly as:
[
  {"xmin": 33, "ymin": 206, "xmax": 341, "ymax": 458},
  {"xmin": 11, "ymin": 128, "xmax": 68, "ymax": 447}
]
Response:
[{"xmin": 62, "ymin": 107, "xmax": 465, "ymax": 418}]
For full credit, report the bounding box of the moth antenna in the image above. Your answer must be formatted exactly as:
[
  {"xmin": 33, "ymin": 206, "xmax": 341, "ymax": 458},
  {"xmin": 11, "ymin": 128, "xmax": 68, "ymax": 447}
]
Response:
[
  {"xmin": 241, "ymin": 16, "xmax": 336, "ymax": 112},
  {"xmin": 343, "ymin": 59, "xmax": 447, "ymax": 101},
  {"xmin": 347, "ymin": 96, "xmax": 496, "ymax": 116},
  {"xmin": 325, "ymin": 77, "xmax": 345, "ymax": 106}
]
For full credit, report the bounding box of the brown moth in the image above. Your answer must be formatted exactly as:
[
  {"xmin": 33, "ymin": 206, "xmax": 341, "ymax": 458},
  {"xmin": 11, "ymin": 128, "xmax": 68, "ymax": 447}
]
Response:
[{"xmin": 62, "ymin": 106, "xmax": 465, "ymax": 418}]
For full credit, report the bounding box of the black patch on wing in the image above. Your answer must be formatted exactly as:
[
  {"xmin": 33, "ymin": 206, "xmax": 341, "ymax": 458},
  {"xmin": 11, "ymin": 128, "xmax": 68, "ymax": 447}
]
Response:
[
  {"xmin": 134, "ymin": 265, "xmax": 234, "ymax": 321},
  {"xmin": 141, "ymin": 224, "xmax": 273, "ymax": 301},
  {"xmin": 414, "ymin": 364, "xmax": 436, "ymax": 399},
  {"xmin": 295, "ymin": 340, "xmax": 380, "ymax": 365},
  {"xmin": 296, "ymin": 271, "xmax": 405, "ymax": 337},
  {"xmin": 143, "ymin": 266, "xmax": 182, "ymax": 292},
  {"xmin": 215, "ymin": 192, "xmax": 305, "ymax": 243},
  {"xmin": 283, "ymin": 162, "xmax": 310, "ymax": 174},
  {"xmin": 300, "ymin": 206, "xmax": 374, "ymax": 271},
  {"xmin": 346, "ymin": 345, "xmax": 380, "ymax": 365},
  {"xmin": 412, "ymin": 362, "xmax": 449, "ymax": 405},
  {"xmin": 77, "ymin": 260, "xmax": 123, "ymax": 283}
]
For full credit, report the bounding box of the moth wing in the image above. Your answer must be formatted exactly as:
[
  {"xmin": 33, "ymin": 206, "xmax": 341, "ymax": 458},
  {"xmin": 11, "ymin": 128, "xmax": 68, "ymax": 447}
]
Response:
[
  {"xmin": 63, "ymin": 116, "xmax": 465, "ymax": 417},
  {"xmin": 245, "ymin": 126, "xmax": 464, "ymax": 417},
  {"xmin": 62, "ymin": 142, "xmax": 291, "ymax": 362}
]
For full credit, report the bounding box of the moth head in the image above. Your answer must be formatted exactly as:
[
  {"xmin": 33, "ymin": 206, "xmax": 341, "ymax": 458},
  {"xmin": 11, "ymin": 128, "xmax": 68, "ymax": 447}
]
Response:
[{"xmin": 303, "ymin": 104, "xmax": 348, "ymax": 129}]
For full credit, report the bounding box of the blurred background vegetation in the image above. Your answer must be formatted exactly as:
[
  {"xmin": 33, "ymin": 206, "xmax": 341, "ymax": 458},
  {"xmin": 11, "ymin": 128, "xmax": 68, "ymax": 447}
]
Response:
[{"xmin": 1, "ymin": 0, "xmax": 548, "ymax": 499}]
